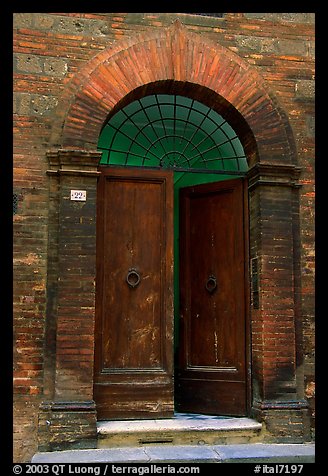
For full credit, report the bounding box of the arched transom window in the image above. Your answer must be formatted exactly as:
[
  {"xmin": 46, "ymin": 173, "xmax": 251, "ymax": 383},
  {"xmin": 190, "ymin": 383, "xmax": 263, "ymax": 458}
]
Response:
[{"xmin": 98, "ymin": 94, "xmax": 248, "ymax": 174}]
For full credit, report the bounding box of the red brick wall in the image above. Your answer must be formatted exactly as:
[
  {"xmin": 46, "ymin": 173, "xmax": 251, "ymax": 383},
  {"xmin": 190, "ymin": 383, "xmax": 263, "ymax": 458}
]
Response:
[{"xmin": 13, "ymin": 13, "xmax": 315, "ymax": 462}]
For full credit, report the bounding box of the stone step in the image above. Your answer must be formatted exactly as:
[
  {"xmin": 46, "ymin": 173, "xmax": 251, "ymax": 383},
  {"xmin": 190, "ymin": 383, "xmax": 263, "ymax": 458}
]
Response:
[
  {"xmin": 32, "ymin": 443, "xmax": 315, "ymax": 464},
  {"xmin": 97, "ymin": 416, "xmax": 263, "ymax": 448}
]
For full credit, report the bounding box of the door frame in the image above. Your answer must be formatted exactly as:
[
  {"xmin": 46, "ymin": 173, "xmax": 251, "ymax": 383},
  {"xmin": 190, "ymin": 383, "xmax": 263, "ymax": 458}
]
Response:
[
  {"xmin": 41, "ymin": 149, "xmax": 305, "ymax": 451},
  {"xmin": 243, "ymin": 177, "xmax": 252, "ymax": 417},
  {"xmin": 94, "ymin": 166, "xmax": 252, "ymax": 417}
]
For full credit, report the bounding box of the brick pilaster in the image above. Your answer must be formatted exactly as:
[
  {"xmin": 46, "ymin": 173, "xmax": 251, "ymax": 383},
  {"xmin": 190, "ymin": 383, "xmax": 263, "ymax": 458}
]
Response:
[
  {"xmin": 248, "ymin": 163, "xmax": 310, "ymax": 441},
  {"xmin": 39, "ymin": 149, "xmax": 101, "ymax": 451}
]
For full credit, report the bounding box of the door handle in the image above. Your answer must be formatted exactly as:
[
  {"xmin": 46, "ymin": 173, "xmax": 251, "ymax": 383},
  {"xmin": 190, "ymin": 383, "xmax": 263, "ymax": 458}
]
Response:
[
  {"xmin": 205, "ymin": 275, "xmax": 217, "ymax": 294},
  {"xmin": 126, "ymin": 268, "xmax": 141, "ymax": 288}
]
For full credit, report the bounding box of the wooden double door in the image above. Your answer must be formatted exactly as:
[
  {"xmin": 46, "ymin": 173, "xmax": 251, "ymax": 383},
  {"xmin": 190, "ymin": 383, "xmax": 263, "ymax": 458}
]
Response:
[{"xmin": 94, "ymin": 168, "xmax": 249, "ymax": 419}]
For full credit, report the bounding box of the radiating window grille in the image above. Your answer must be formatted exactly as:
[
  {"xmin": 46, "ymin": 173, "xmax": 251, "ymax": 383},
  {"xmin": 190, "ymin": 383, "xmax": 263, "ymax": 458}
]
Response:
[{"xmin": 98, "ymin": 94, "xmax": 248, "ymax": 175}]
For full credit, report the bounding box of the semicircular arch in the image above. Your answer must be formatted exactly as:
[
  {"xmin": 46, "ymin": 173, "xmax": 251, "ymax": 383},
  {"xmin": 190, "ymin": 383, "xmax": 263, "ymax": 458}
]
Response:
[{"xmin": 50, "ymin": 20, "xmax": 297, "ymax": 167}]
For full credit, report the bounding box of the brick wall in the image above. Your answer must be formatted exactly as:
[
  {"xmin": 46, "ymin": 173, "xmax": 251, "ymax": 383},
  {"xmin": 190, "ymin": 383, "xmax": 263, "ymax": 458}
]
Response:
[{"xmin": 13, "ymin": 13, "xmax": 315, "ymax": 461}]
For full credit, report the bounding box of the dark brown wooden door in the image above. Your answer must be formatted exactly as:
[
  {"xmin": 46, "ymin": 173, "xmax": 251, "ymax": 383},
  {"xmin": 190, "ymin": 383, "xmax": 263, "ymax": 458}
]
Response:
[
  {"xmin": 94, "ymin": 167, "xmax": 174, "ymax": 420},
  {"xmin": 176, "ymin": 178, "xmax": 249, "ymax": 416}
]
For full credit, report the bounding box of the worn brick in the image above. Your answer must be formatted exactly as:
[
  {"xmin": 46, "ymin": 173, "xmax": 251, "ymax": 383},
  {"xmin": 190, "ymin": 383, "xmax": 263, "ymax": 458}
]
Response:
[
  {"xmin": 295, "ymin": 79, "xmax": 315, "ymax": 100},
  {"xmin": 15, "ymin": 53, "xmax": 43, "ymax": 73},
  {"xmin": 33, "ymin": 14, "xmax": 56, "ymax": 30},
  {"xmin": 13, "ymin": 13, "xmax": 34, "ymax": 29},
  {"xmin": 277, "ymin": 39, "xmax": 308, "ymax": 56},
  {"xmin": 30, "ymin": 94, "xmax": 58, "ymax": 116},
  {"xmin": 43, "ymin": 58, "xmax": 68, "ymax": 77},
  {"xmin": 236, "ymin": 35, "xmax": 276, "ymax": 53},
  {"xmin": 244, "ymin": 13, "xmax": 315, "ymax": 24}
]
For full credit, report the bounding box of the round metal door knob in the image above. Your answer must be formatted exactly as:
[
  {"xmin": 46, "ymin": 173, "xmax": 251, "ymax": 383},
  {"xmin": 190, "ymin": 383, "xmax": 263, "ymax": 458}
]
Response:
[
  {"xmin": 205, "ymin": 275, "xmax": 217, "ymax": 294},
  {"xmin": 126, "ymin": 268, "xmax": 141, "ymax": 288}
]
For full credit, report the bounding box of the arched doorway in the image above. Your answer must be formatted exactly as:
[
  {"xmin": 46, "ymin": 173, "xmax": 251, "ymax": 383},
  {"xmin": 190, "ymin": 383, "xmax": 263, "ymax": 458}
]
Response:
[
  {"xmin": 93, "ymin": 90, "xmax": 250, "ymax": 419},
  {"xmin": 42, "ymin": 22, "xmax": 307, "ymax": 451}
]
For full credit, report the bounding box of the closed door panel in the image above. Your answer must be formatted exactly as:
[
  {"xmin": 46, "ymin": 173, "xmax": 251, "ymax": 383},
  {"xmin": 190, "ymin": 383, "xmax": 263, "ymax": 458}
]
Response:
[{"xmin": 94, "ymin": 168, "xmax": 174, "ymax": 420}]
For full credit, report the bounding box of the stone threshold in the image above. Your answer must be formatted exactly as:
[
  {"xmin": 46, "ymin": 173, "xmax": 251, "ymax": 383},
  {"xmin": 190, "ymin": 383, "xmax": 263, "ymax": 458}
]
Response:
[
  {"xmin": 97, "ymin": 415, "xmax": 263, "ymax": 447},
  {"xmin": 97, "ymin": 416, "xmax": 262, "ymax": 435}
]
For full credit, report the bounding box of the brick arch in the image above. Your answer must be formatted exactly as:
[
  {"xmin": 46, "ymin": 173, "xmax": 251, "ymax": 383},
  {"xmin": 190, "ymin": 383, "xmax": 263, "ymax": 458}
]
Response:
[{"xmin": 51, "ymin": 20, "xmax": 297, "ymax": 166}]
